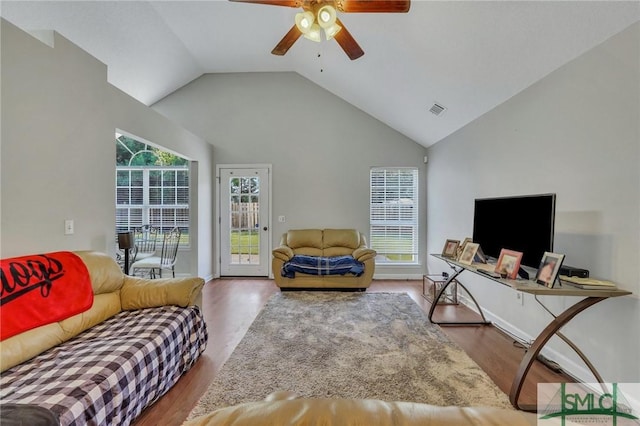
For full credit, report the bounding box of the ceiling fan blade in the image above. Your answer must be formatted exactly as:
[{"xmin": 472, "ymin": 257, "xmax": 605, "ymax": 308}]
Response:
[
  {"xmin": 337, "ymin": 0, "xmax": 410, "ymax": 13},
  {"xmin": 334, "ymin": 19, "xmax": 364, "ymax": 60},
  {"xmin": 229, "ymin": 0, "xmax": 302, "ymax": 7},
  {"xmin": 272, "ymin": 25, "xmax": 303, "ymax": 56}
]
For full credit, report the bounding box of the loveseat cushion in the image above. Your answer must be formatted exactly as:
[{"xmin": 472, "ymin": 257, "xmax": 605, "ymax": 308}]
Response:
[
  {"xmin": 323, "ymin": 229, "xmax": 360, "ymax": 250},
  {"xmin": 286, "ymin": 229, "xmax": 323, "ymax": 256}
]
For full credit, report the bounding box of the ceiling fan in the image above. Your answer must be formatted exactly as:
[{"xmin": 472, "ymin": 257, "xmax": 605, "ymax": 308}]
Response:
[{"xmin": 229, "ymin": 0, "xmax": 411, "ymax": 60}]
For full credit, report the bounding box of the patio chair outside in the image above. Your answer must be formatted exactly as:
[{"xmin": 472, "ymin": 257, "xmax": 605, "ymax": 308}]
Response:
[
  {"xmin": 131, "ymin": 227, "xmax": 182, "ymax": 278},
  {"xmin": 133, "ymin": 225, "xmax": 159, "ymax": 262}
]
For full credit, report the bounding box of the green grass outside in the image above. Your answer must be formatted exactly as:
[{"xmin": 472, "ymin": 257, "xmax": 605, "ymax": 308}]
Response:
[
  {"xmin": 230, "ymin": 230, "xmax": 260, "ymax": 254},
  {"xmin": 370, "ymin": 235, "xmax": 415, "ymax": 262}
]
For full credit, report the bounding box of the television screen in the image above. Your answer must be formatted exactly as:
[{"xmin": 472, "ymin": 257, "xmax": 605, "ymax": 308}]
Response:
[{"xmin": 472, "ymin": 193, "xmax": 556, "ymax": 269}]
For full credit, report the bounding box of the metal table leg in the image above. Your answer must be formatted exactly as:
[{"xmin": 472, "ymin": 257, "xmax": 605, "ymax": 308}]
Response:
[
  {"xmin": 509, "ymin": 296, "xmax": 607, "ymax": 411},
  {"xmin": 427, "ymin": 267, "xmax": 491, "ymax": 326}
]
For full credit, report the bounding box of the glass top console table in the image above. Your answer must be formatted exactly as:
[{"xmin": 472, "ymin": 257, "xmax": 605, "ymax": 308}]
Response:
[{"xmin": 429, "ymin": 253, "xmax": 632, "ymax": 412}]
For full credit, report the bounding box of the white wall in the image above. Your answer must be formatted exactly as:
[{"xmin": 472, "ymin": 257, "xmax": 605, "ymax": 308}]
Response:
[
  {"xmin": 1, "ymin": 19, "xmax": 215, "ymax": 280},
  {"xmin": 152, "ymin": 72, "xmax": 429, "ymax": 278},
  {"xmin": 426, "ymin": 23, "xmax": 640, "ymax": 383}
]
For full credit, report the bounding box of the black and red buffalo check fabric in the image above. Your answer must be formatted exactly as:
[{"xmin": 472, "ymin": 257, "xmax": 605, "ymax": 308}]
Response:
[{"xmin": 0, "ymin": 305, "xmax": 208, "ymax": 426}]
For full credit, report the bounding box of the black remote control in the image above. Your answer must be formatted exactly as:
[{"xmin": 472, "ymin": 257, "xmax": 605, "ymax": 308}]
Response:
[{"xmin": 478, "ymin": 269, "xmax": 501, "ymax": 279}]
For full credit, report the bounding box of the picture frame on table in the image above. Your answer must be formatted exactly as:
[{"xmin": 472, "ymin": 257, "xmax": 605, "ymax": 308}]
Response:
[
  {"xmin": 457, "ymin": 237, "xmax": 472, "ymax": 259},
  {"xmin": 535, "ymin": 252, "xmax": 565, "ymax": 288},
  {"xmin": 474, "ymin": 245, "xmax": 488, "ymax": 264},
  {"xmin": 495, "ymin": 249, "xmax": 523, "ymax": 279},
  {"xmin": 441, "ymin": 239, "xmax": 460, "ymax": 259},
  {"xmin": 459, "ymin": 242, "xmax": 479, "ymax": 265}
]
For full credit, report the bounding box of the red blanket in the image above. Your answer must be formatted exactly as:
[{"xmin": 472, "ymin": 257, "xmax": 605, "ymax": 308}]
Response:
[{"xmin": 0, "ymin": 251, "xmax": 93, "ymax": 341}]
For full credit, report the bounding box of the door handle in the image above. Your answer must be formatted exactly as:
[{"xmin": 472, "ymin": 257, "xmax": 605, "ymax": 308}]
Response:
[{"xmin": 263, "ymin": 226, "xmax": 268, "ymax": 231}]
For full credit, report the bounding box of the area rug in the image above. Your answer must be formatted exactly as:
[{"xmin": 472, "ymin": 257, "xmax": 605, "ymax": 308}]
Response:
[{"xmin": 188, "ymin": 292, "xmax": 512, "ymax": 419}]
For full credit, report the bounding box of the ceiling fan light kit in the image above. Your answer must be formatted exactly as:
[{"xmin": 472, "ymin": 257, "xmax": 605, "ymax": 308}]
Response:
[
  {"xmin": 318, "ymin": 5, "xmax": 336, "ymax": 26},
  {"xmin": 323, "ymin": 23, "xmax": 342, "ymax": 40},
  {"xmin": 229, "ymin": 0, "xmax": 410, "ymax": 60},
  {"xmin": 296, "ymin": 5, "xmax": 340, "ymax": 41},
  {"xmin": 303, "ymin": 23, "xmax": 322, "ymax": 42},
  {"xmin": 295, "ymin": 10, "xmax": 315, "ymax": 32},
  {"xmin": 317, "ymin": 5, "xmax": 341, "ymax": 40}
]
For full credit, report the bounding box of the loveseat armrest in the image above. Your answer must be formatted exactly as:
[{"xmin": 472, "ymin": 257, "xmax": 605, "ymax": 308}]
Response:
[
  {"xmin": 272, "ymin": 246, "xmax": 294, "ymax": 262},
  {"xmin": 120, "ymin": 276, "xmax": 204, "ymax": 310},
  {"xmin": 353, "ymin": 248, "xmax": 377, "ymax": 262}
]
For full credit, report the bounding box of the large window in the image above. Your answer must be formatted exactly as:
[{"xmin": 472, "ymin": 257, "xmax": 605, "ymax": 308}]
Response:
[
  {"xmin": 370, "ymin": 167, "xmax": 418, "ymax": 264},
  {"xmin": 115, "ymin": 134, "xmax": 190, "ymax": 246}
]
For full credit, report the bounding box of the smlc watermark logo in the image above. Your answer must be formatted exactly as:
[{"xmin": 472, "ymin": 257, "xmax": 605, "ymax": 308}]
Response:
[{"xmin": 538, "ymin": 383, "xmax": 640, "ymax": 425}]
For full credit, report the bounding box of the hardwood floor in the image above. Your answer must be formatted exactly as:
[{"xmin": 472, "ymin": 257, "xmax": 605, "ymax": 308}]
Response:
[{"xmin": 133, "ymin": 279, "xmax": 572, "ymax": 425}]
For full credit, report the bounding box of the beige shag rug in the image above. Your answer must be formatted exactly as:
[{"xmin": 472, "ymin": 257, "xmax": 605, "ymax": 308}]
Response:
[{"xmin": 188, "ymin": 292, "xmax": 512, "ymax": 420}]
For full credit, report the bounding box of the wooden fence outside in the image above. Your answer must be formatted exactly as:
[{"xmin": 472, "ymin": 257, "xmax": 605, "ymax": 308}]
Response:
[{"xmin": 231, "ymin": 202, "xmax": 260, "ymax": 229}]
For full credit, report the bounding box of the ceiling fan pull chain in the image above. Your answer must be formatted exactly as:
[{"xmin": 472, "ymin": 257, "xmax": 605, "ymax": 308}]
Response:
[{"xmin": 318, "ymin": 46, "xmax": 324, "ymax": 73}]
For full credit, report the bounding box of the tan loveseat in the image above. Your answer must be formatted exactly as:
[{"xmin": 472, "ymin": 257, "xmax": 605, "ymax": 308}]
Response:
[
  {"xmin": 185, "ymin": 392, "xmax": 534, "ymax": 426},
  {"xmin": 272, "ymin": 229, "xmax": 376, "ymax": 290}
]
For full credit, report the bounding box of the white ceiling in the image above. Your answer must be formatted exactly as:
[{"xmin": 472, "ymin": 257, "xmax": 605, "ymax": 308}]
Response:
[{"xmin": 2, "ymin": 1, "xmax": 639, "ymax": 148}]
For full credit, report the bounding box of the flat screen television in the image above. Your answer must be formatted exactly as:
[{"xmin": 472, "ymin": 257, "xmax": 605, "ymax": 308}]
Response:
[{"xmin": 472, "ymin": 193, "xmax": 556, "ymax": 269}]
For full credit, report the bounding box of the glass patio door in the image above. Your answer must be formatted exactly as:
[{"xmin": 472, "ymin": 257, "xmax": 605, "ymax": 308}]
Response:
[{"xmin": 219, "ymin": 167, "xmax": 270, "ymax": 276}]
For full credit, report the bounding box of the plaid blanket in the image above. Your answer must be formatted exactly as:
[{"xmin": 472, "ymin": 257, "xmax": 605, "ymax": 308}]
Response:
[
  {"xmin": 0, "ymin": 305, "xmax": 207, "ymax": 426},
  {"xmin": 281, "ymin": 255, "xmax": 364, "ymax": 278}
]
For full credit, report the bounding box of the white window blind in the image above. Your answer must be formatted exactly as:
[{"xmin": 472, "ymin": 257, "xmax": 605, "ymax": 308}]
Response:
[
  {"xmin": 370, "ymin": 167, "xmax": 419, "ymax": 264},
  {"xmin": 116, "ymin": 167, "xmax": 190, "ymax": 247}
]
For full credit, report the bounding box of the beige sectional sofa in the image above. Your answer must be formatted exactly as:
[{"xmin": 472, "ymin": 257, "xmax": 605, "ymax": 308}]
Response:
[
  {"xmin": 185, "ymin": 392, "xmax": 534, "ymax": 425},
  {"xmin": 272, "ymin": 229, "xmax": 376, "ymax": 290},
  {"xmin": 0, "ymin": 250, "xmax": 207, "ymax": 425}
]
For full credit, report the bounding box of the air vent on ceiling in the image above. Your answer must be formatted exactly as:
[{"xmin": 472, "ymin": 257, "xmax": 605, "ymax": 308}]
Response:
[{"xmin": 429, "ymin": 103, "xmax": 447, "ymax": 116}]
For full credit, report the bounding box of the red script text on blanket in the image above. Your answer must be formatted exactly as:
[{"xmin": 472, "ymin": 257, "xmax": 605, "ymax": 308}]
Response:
[{"xmin": 0, "ymin": 251, "xmax": 93, "ymax": 340}]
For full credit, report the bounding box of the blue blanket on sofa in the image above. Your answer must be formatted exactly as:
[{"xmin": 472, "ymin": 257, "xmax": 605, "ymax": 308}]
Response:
[{"xmin": 281, "ymin": 255, "xmax": 364, "ymax": 278}]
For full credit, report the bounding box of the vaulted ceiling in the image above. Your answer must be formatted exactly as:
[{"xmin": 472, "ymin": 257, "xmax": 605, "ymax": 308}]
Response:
[{"xmin": 2, "ymin": 1, "xmax": 639, "ymax": 147}]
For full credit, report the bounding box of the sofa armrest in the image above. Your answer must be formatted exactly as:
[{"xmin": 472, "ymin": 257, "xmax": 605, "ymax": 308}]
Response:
[
  {"xmin": 272, "ymin": 246, "xmax": 294, "ymax": 262},
  {"xmin": 120, "ymin": 276, "xmax": 204, "ymax": 310},
  {"xmin": 353, "ymin": 248, "xmax": 377, "ymax": 262}
]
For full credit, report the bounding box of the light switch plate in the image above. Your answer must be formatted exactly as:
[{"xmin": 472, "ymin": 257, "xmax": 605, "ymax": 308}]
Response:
[{"xmin": 64, "ymin": 219, "xmax": 74, "ymax": 235}]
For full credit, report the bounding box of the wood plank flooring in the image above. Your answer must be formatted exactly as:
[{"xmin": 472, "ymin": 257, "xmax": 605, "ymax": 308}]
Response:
[{"xmin": 133, "ymin": 279, "xmax": 573, "ymax": 425}]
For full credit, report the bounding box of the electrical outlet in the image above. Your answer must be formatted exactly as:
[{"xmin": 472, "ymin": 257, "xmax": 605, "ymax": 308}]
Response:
[
  {"xmin": 516, "ymin": 292, "xmax": 524, "ymax": 306},
  {"xmin": 278, "ymin": 216, "xmax": 286, "ymax": 223}
]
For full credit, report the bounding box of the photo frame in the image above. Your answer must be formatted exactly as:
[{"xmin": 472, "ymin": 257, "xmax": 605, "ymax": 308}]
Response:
[
  {"xmin": 459, "ymin": 242, "xmax": 479, "ymax": 265},
  {"xmin": 535, "ymin": 252, "xmax": 565, "ymax": 288},
  {"xmin": 460, "ymin": 237, "xmax": 472, "ymax": 249},
  {"xmin": 441, "ymin": 239, "xmax": 460, "ymax": 259},
  {"xmin": 457, "ymin": 237, "xmax": 472, "ymax": 259},
  {"xmin": 494, "ymin": 249, "xmax": 523, "ymax": 279},
  {"xmin": 474, "ymin": 245, "xmax": 488, "ymax": 264}
]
